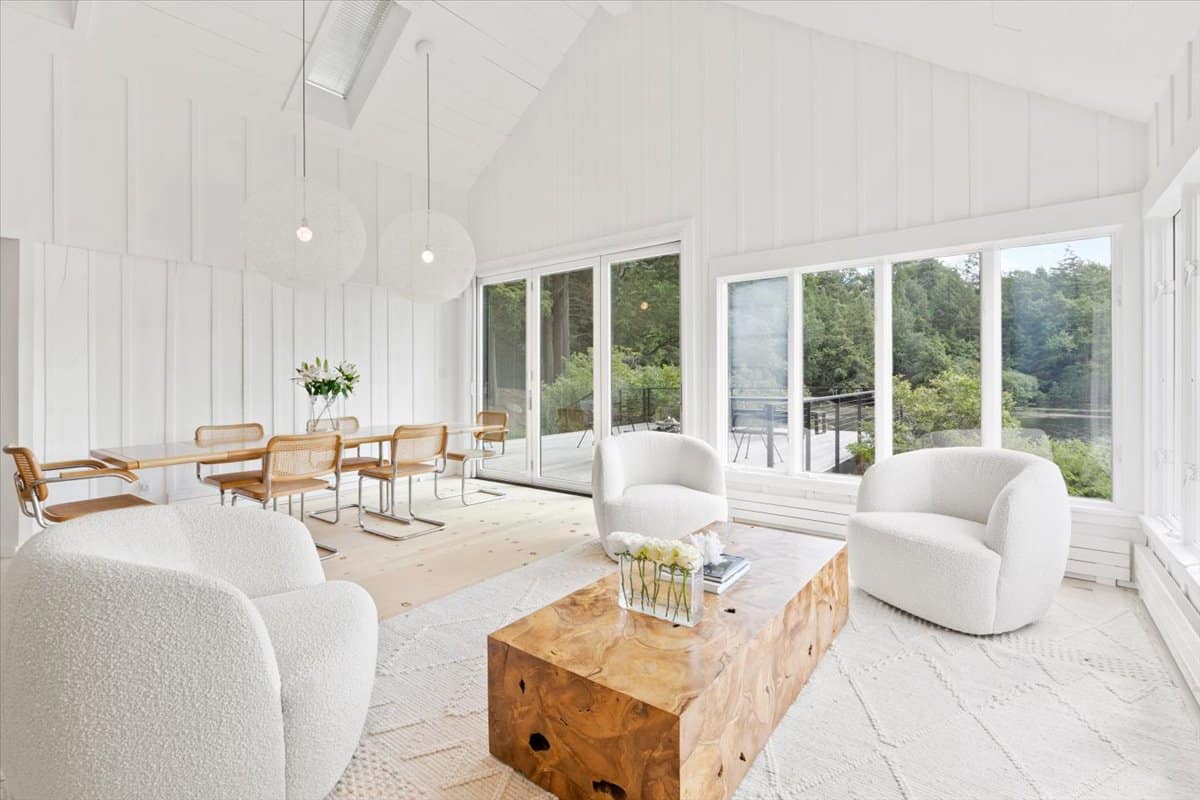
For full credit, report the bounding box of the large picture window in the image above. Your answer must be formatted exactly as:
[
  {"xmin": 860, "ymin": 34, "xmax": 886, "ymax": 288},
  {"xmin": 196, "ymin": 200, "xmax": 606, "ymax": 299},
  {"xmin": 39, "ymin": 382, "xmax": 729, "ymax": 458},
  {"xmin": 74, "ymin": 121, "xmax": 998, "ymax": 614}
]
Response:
[
  {"xmin": 722, "ymin": 232, "xmax": 1116, "ymax": 501},
  {"xmin": 804, "ymin": 268, "xmax": 874, "ymax": 472},
  {"xmin": 892, "ymin": 254, "xmax": 981, "ymax": 454},
  {"xmin": 1001, "ymin": 237, "xmax": 1112, "ymax": 498},
  {"xmin": 727, "ymin": 277, "xmax": 789, "ymax": 470}
]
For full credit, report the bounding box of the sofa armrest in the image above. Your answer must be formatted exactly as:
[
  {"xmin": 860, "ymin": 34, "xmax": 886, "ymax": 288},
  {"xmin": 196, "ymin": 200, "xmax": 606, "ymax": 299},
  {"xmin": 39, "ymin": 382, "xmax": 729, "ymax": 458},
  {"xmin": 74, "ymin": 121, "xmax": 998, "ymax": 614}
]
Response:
[
  {"xmin": 0, "ymin": 554, "xmax": 288, "ymax": 800},
  {"xmin": 593, "ymin": 439, "xmax": 627, "ymax": 506},
  {"xmin": 984, "ymin": 467, "xmax": 1071, "ymax": 631}
]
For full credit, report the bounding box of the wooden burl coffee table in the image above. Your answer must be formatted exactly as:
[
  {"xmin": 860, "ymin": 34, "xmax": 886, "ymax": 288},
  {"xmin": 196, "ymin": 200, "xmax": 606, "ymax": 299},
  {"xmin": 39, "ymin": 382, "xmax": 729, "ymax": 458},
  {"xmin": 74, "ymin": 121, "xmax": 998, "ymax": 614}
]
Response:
[{"xmin": 487, "ymin": 521, "xmax": 849, "ymax": 800}]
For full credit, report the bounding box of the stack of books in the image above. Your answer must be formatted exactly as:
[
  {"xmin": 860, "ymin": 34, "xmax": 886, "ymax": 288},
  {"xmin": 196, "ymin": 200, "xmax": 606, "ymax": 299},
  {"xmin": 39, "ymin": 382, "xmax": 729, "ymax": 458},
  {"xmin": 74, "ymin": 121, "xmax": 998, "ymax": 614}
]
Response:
[{"xmin": 703, "ymin": 553, "xmax": 749, "ymax": 594}]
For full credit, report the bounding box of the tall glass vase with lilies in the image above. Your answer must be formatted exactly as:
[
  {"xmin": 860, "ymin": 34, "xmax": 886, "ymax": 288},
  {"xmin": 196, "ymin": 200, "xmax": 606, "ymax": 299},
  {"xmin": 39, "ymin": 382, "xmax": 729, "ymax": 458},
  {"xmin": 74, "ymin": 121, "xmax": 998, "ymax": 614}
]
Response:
[
  {"xmin": 294, "ymin": 357, "xmax": 360, "ymax": 432},
  {"xmin": 608, "ymin": 532, "xmax": 705, "ymax": 627}
]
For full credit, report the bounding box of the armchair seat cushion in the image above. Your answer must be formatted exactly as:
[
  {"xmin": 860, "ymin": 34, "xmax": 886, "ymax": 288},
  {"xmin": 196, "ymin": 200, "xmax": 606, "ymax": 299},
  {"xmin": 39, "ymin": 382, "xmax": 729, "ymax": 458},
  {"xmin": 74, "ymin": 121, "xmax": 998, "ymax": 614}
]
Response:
[
  {"xmin": 602, "ymin": 484, "xmax": 728, "ymax": 557},
  {"xmin": 254, "ymin": 582, "xmax": 378, "ymax": 800},
  {"xmin": 847, "ymin": 511, "xmax": 1001, "ymax": 634}
]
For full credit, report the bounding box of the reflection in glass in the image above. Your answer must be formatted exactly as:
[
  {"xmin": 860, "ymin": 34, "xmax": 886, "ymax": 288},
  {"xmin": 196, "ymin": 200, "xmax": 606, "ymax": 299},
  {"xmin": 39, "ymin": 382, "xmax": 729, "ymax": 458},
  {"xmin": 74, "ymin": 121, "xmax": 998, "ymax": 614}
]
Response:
[
  {"xmin": 539, "ymin": 268, "xmax": 594, "ymax": 483},
  {"xmin": 610, "ymin": 254, "xmax": 682, "ymax": 434},
  {"xmin": 1000, "ymin": 237, "xmax": 1112, "ymax": 498},
  {"xmin": 803, "ymin": 268, "xmax": 875, "ymax": 473},
  {"xmin": 727, "ymin": 277, "xmax": 789, "ymax": 470},
  {"xmin": 481, "ymin": 280, "xmax": 527, "ymax": 473},
  {"xmin": 892, "ymin": 253, "xmax": 982, "ymax": 453}
]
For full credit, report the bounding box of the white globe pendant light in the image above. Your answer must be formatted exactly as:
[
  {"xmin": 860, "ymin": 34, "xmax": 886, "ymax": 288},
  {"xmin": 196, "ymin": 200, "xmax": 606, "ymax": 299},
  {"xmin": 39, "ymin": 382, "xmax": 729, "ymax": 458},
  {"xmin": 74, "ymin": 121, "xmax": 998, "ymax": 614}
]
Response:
[
  {"xmin": 242, "ymin": 0, "xmax": 365, "ymax": 289},
  {"xmin": 381, "ymin": 40, "xmax": 476, "ymax": 303}
]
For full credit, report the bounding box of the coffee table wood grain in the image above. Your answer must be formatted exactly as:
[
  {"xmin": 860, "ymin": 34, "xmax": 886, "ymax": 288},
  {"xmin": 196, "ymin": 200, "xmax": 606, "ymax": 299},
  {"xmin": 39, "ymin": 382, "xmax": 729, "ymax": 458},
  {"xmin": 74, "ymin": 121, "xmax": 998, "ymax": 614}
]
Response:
[{"xmin": 487, "ymin": 521, "xmax": 849, "ymax": 800}]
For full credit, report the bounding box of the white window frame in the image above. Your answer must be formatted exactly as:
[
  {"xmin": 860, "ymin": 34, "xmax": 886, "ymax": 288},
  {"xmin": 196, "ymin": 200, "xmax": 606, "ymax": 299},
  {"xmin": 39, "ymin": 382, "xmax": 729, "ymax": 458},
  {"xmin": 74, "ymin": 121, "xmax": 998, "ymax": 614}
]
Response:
[
  {"xmin": 473, "ymin": 221, "xmax": 695, "ymax": 492},
  {"xmin": 717, "ymin": 225, "xmax": 1122, "ymax": 504}
]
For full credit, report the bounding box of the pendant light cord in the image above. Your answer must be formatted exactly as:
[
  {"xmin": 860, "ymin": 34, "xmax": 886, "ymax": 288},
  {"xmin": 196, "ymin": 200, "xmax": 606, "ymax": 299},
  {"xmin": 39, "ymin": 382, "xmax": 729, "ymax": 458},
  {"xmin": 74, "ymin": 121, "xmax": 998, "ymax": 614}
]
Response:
[
  {"xmin": 301, "ymin": 0, "xmax": 307, "ymax": 181},
  {"xmin": 425, "ymin": 51, "xmax": 431, "ymax": 213}
]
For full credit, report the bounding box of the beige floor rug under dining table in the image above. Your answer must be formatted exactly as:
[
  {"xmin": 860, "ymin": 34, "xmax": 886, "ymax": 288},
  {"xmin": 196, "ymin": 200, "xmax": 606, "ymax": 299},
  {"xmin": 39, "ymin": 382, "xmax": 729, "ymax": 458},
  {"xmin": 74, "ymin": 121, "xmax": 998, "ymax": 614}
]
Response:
[{"xmin": 330, "ymin": 539, "xmax": 1200, "ymax": 800}]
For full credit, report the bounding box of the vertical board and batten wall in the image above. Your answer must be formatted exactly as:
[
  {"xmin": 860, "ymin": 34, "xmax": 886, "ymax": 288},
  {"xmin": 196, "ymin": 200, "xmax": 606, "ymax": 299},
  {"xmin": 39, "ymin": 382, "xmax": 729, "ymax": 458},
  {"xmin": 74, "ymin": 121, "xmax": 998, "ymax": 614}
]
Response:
[
  {"xmin": 0, "ymin": 25, "xmax": 468, "ymax": 551},
  {"xmin": 468, "ymin": 2, "xmax": 1149, "ymax": 557},
  {"xmin": 471, "ymin": 3, "xmax": 1146, "ymax": 264}
]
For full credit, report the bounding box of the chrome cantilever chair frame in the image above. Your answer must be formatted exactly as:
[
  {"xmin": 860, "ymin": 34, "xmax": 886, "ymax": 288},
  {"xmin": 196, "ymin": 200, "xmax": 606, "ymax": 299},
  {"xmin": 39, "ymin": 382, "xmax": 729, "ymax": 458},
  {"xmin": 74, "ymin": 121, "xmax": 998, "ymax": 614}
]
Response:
[
  {"xmin": 4, "ymin": 445, "xmax": 154, "ymax": 529},
  {"xmin": 433, "ymin": 411, "xmax": 509, "ymax": 506},
  {"xmin": 358, "ymin": 424, "xmax": 447, "ymax": 542},
  {"xmin": 229, "ymin": 432, "xmax": 342, "ymax": 560},
  {"xmin": 304, "ymin": 416, "xmax": 385, "ymax": 526}
]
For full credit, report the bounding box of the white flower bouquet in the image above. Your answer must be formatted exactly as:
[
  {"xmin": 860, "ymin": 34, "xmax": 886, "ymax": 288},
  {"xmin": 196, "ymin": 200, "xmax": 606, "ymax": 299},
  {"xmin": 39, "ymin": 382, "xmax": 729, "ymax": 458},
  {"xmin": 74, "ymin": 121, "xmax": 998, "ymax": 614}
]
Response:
[
  {"xmin": 608, "ymin": 532, "xmax": 705, "ymax": 626},
  {"xmin": 294, "ymin": 357, "xmax": 360, "ymax": 431}
]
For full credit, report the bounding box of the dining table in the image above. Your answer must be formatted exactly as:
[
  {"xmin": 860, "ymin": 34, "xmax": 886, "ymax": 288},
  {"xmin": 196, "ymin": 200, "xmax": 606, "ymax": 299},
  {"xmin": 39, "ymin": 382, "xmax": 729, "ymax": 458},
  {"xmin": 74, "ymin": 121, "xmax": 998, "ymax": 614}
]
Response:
[{"xmin": 90, "ymin": 422, "xmax": 506, "ymax": 470}]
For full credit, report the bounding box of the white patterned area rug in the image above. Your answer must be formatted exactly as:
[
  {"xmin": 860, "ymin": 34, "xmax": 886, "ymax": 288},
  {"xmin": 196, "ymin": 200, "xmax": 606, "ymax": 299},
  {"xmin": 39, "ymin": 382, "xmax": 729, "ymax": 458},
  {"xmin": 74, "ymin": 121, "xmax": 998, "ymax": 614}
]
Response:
[{"xmin": 330, "ymin": 541, "xmax": 1200, "ymax": 800}]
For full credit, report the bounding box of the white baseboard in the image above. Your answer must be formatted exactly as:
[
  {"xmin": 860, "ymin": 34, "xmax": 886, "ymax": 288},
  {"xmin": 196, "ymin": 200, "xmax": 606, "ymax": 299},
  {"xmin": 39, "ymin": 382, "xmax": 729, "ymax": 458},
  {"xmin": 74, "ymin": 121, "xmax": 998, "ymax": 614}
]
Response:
[{"xmin": 1134, "ymin": 544, "xmax": 1200, "ymax": 704}]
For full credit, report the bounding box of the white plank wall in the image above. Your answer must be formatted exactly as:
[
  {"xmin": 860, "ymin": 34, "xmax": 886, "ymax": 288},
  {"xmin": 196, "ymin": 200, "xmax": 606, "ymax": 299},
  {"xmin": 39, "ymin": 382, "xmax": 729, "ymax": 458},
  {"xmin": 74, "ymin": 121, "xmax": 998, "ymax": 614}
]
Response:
[
  {"xmin": 18, "ymin": 240, "xmax": 464, "ymax": 511},
  {"xmin": 0, "ymin": 32, "xmax": 472, "ymax": 532},
  {"xmin": 469, "ymin": 2, "xmax": 1148, "ymax": 264}
]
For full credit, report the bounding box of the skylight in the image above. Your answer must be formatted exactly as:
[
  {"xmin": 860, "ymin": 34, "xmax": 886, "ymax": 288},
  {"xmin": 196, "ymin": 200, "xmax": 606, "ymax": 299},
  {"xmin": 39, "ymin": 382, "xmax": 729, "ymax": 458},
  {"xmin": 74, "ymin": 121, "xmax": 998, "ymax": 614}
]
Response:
[{"xmin": 305, "ymin": 0, "xmax": 394, "ymax": 99}]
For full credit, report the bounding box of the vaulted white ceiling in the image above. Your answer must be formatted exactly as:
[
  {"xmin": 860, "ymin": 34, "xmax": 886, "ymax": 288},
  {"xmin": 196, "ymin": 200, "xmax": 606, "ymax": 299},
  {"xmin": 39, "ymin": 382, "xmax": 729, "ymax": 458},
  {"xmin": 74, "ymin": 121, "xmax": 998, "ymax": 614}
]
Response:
[
  {"xmin": 727, "ymin": 0, "xmax": 1200, "ymax": 122},
  {"xmin": 2, "ymin": 0, "xmax": 598, "ymax": 189}
]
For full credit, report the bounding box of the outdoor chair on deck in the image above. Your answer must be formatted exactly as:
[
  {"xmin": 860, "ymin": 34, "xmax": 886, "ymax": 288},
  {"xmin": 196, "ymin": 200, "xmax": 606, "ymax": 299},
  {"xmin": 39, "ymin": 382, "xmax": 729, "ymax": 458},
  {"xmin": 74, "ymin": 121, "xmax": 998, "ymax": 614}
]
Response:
[{"xmin": 4, "ymin": 445, "xmax": 155, "ymax": 529}]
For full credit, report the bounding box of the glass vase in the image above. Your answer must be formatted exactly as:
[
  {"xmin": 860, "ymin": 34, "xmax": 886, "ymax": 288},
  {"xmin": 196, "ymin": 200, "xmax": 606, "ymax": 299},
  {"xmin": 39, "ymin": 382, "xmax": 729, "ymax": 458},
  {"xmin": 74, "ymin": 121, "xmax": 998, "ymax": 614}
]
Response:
[
  {"xmin": 306, "ymin": 394, "xmax": 337, "ymax": 432},
  {"xmin": 616, "ymin": 555, "xmax": 704, "ymax": 627}
]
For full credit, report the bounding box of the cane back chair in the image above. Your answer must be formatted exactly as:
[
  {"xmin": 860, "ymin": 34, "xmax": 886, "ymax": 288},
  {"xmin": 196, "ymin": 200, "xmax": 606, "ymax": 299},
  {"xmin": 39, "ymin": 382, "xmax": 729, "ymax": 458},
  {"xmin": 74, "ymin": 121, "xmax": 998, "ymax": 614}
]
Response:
[
  {"xmin": 4, "ymin": 445, "xmax": 155, "ymax": 528},
  {"xmin": 194, "ymin": 423, "xmax": 266, "ymax": 504},
  {"xmin": 358, "ymin": 424, "xmax": 448, "ymax": 541},
  {"xmin": 435, "ymin": 411, "xmax": 509, "ymax": 506},
  {"xmin": 230, "ymin": 432, "xmax": 341, "ymax": 559},
  {"xmin": 303, "ymin": 416, "xmax": 384, "ymax": 524}
]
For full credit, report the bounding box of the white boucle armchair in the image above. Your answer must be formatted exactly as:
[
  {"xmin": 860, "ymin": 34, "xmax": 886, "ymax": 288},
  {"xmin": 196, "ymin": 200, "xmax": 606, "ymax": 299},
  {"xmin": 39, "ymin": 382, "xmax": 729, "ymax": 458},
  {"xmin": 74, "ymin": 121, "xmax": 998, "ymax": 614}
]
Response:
[
  {"xmin": 847, "ymin": 447, "xmax": 1070, "ymax": 635},
  {"xmin": 592, "ymin": 431, "xmax": 728, "ymax": 559},
  {"xmin": 0, "ymin": 504, "xmax": 377, "ymax": 800}
]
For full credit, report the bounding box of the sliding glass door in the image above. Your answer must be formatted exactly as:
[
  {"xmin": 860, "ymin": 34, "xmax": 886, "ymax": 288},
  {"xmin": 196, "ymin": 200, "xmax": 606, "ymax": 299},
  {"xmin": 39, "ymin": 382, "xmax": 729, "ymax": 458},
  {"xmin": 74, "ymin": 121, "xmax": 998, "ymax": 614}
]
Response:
[
  {"xmin": 538, "ymin": 266, "xmax": 596, "ymax": 483},
  {"xmin": 480, "ymin": 278, "xmax": 529, "ymax": 476},
  {"xmin": 477, "ymin": 242, "xmax": 682, "ymax": 491}
]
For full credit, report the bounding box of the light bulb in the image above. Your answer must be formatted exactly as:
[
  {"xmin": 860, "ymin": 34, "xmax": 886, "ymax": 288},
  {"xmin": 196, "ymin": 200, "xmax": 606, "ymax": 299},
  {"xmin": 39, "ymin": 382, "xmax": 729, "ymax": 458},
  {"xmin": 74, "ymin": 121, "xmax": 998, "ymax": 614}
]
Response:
[
  {"xmin": 421, "ymin": 248, "xmax": 435, "ymax": 264},
  {"xmin": 296, "ymin": 220, "xmax": 313, "ymax": 243}
]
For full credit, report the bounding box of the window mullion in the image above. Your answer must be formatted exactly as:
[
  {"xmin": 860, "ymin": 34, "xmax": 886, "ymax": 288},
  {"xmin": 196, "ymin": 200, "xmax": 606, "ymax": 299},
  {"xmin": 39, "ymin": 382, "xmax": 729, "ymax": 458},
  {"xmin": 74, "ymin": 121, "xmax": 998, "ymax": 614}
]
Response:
[
  {"xmin": 874, "ymin": 262, "xmax": 894, "ymax": 462},
  {"xmin": 981, "ymin": 248, "xmax": 1002, "ymax": 448},
  {"xmin": 787, "ymin": 273, "xmax": 803, "ymax": 475}
]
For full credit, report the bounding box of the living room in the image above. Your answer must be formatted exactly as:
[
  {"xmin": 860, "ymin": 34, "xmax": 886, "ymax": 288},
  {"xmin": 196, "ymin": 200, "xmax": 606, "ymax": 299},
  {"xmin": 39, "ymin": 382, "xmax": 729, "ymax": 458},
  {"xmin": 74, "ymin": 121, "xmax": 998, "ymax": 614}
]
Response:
[{"xmin": 1, "ymin": 1, "xmax": 1198, "ymax": 798}]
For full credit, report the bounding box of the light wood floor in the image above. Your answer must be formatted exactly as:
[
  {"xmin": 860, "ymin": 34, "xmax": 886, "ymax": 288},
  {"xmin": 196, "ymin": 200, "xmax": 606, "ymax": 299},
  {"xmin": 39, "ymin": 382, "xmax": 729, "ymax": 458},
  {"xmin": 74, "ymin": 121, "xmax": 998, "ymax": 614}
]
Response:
[
  {"xmin": 0, "ymin": 480, "xmax": 598, "ymax": 622},
  {"xmin": 303, "ymin": 479, "xmax": 597, "ymax": 619}
]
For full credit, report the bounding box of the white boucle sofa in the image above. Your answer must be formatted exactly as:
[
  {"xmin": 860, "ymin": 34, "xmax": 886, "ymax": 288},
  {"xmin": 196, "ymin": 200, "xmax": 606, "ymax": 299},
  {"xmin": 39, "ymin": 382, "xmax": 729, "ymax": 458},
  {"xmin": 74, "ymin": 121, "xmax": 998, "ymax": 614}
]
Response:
[
  {"xmin": 592, "ymin": 431, "xmax": 728, "ymax": 559},
  {"xmin": 0, "ymin": 504, "xmax": 377, "ymax": 800},
  {"xmin": 847, "ymin": 447, "xmax": 1070, "ymax": 635}
]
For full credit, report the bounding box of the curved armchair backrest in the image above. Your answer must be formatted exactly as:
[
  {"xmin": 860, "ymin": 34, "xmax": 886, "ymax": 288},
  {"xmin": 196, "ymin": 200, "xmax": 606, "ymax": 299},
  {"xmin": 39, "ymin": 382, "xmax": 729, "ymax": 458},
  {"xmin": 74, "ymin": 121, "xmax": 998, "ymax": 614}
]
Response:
[
  {"xmin": 856, "ymin": 447, "xmax": 1055, "ymax": 524},
  {"xmin": 596, "ymin": 432, "xmax": 725, "ymax": 498},
  {"xmin": 9, "ymin": 505, "xmax": 325, "ymax": 599},
  {"xmin": 1, "ymin": 507, "xmax": 297, "ymax": 800}
]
